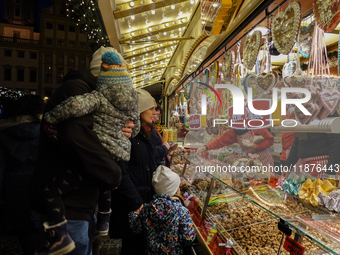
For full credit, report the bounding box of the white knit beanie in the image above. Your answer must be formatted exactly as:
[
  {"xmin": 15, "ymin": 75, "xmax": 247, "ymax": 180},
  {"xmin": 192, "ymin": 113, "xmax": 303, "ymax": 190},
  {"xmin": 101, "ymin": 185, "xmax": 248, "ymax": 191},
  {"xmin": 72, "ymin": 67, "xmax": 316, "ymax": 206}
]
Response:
[
  {"xmin": 152, "ymin": 165, "xmax": 180, "ymax": 196},
  {"xmin": 136, "ymin": 88, "xmax": 157, "ymax": 113},
  {"xmin": 90, "ymin": 46, "xmax": 128, "ymax": 77}
]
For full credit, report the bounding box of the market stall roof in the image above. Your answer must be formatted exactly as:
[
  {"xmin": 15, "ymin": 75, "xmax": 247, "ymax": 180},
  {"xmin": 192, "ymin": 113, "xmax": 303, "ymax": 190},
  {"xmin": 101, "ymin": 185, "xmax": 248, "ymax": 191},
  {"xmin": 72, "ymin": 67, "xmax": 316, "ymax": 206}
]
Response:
[{"xmin": 99, "ymin": 0, "xmax": 236, "ymax": 89}]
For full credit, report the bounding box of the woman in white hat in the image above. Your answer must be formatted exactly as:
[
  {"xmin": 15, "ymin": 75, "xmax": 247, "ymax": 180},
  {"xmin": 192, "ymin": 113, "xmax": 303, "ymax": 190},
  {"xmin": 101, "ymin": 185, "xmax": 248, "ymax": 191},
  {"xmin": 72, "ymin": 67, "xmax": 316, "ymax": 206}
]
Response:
[{"xmin": 110, "ymin": 88, "xmax": 158, "ymax": 255}]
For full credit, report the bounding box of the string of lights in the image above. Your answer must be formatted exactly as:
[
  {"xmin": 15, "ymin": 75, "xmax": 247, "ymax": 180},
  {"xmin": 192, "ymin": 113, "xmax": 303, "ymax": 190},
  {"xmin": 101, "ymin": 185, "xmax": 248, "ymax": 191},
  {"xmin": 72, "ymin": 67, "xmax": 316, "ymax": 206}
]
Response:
[{"xmin": 65, "ymin": 0, "xmax": 110, "ymax": 51}]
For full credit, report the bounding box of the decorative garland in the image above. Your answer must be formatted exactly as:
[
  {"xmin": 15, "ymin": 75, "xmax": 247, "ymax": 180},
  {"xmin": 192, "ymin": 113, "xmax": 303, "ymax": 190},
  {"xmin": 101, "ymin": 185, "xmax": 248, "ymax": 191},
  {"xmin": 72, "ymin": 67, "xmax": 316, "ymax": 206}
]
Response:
[{"xmin": 65, "ymin": 0, "xmax": 110, "ymax": 51}]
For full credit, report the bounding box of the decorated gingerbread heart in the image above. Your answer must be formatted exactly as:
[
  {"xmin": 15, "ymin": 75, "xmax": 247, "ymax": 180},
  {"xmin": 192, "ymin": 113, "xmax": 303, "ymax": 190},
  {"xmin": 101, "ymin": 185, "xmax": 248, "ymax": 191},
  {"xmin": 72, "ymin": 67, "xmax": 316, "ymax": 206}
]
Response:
[
  {"xmin": 317, "ymin": 86, "xmax": 340, "ymax": 119},
  {"xmin": 222, "ymin": 51, "xmax": 234, "ymax": 82},
  {"xmin": 243, "ymin": 73, "xmax": 263, "ymax": 99},
  {"xmin": 243, "ymin": 30, "xmax": 262, "ymax": 70},
  {"xmin": 298, "ymin": 21, "xmax": 314, "ymax": 58},
  {"xmin": 272, "ymin": 1, "xmax": 301, "ymax": 55},
  {"xmin": 314, "ymin": 0, "xmax": 340, "ymax": 32},
  {"xmin": 295, "ymin": 98, "xmax": 320, "ymax": 125},
  {"xmin": 255, "ymin": 71, "xmax": 279, "ymax": 93}
]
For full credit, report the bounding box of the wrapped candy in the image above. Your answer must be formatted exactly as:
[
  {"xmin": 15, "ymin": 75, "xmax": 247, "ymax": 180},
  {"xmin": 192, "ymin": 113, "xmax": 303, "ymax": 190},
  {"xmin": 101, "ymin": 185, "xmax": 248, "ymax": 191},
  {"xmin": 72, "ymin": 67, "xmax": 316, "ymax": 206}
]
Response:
[
  {"xmin": 298, "ymin": 178, "xmax": 336, "ymax": 206},
  {"xmin": 319, "ymin": 189, "xmax": 340, "ymax": 212},
  {"xmin": 281, "ymin": 172, "xmax": 313, "ymax": 195}
]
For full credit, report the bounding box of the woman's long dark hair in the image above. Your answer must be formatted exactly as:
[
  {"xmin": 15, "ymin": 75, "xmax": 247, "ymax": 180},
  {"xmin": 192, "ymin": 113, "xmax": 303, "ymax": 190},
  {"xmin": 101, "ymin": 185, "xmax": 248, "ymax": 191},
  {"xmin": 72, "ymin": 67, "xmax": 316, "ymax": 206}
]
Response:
[{"xmin": 140, "ymin": 118, "xmax": 155, "ymax": 139}]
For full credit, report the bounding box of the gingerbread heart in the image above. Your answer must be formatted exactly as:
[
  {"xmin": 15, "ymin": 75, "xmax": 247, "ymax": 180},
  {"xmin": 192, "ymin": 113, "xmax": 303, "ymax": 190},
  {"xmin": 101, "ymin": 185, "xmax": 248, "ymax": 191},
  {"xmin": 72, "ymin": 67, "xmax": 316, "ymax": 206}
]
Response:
[
  {"xmin": 243, "ymin": 30, "xmax": 262, "ymax": 70},
  {"xmin": 222, "ymin": 51, "xmax": 234, "ymax": 82},
  {"xmin": 255, "ymin": 72, "xmax": 279, "ymax": 93},
  {"xmin": 298, "ymin": 21, "xmax": 314, "ymax": 58},
  {"xmin": 243, "ymin": 73, "xmax": 263, "ymax": 99},
  {"xmin": 314, "ymin": 0, "xmax": 340, "ymax": 32},
  {"xmin": 272, "ymin": 1, "xmax": 301, "ymax": 55},
  {"xmin": 317, "ymin": 89, "xmax": 340, "ymax": 117},
  {"xmin": 295, "ymin": 100, "xmax": 320, "ymax": 125}
]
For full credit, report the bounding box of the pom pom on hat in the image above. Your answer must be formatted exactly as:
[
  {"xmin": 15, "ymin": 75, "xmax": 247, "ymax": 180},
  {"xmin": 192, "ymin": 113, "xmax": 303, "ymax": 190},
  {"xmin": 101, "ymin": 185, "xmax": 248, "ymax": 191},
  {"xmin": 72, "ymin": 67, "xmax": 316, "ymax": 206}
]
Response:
[
  {"xmin": 152, "ymin": 165, "xmax": 180, "ymax": 196},
  {"xmin": 90, "ymin": 46, "xmax": 128, "ymax": 77},
  {"xmin": 102, "ymin": 51, "xmax": 123, "ymax": 66}
]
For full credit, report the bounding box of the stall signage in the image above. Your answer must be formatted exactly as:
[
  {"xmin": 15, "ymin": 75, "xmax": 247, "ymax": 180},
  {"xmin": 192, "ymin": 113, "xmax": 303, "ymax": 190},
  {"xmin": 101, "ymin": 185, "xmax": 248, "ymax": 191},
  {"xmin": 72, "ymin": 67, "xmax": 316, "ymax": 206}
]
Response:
[
  {"xmin": 226, "ymin": 99, "xmax": 272, "ymax": 129},
  {"xmin": 283, "ymin": 236, "xmax": 305, "ymax": 255},
  {"xmin": 189, "ymin": 114, "xmax": 201, "ymax": 129}
]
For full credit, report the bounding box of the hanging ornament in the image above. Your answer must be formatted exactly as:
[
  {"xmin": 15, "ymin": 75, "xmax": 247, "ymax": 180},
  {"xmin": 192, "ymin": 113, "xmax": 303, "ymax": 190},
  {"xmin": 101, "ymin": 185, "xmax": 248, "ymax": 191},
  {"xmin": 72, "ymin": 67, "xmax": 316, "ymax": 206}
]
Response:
[
  {"xmin": 298, "ymin": 21, "xmax": 315, "ymax": 58},
  {"xmin": 283, "ymin": 42, "xmax": 309, "ymax": 99},
  {"xmin": 242, "ymin": 30, "xmax": 262, "ymax": 70},
  {"xmin": 282, "ymin": 54, "xmax": 296, "ymax": 79},
  {"xmin": 254, "ymin": 37, "xmax": 279, "ymax": 93},
  {"xmin": 314, "ymin": 0, "xmax": 340, "ymax": 32},
  {"xmin": 234, "ymin": 41, "xmax": 247, "ymax": 78},
  {"xmin": 209, "ymin": 61, "xmax": 219, "ymax": 86},
  {"xmin": 271, "ymin": 1, "xmax": 301, "ymax": 55},
  {"xmin": 222, "ymin": 51, "xmax": 234, "ymax": 82}
]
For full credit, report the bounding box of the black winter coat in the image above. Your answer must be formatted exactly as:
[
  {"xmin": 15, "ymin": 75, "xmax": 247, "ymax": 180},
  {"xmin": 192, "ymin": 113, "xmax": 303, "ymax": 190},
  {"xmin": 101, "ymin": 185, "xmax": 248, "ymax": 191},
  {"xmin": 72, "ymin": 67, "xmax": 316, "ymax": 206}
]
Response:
[
  {"xmin": 110, "ymin": 130, "xmax": 157, "ymax": 238},
  {"xmin": 0, "ymin": 117, "xmax": 40, "ymax": 232},
  {"xmin": 151, "ymin": 129, "xmax": 168, "ymax": 166},
  {"xmin": 29, "ymin": 69, "xmax": 122, "ymax": 221}
]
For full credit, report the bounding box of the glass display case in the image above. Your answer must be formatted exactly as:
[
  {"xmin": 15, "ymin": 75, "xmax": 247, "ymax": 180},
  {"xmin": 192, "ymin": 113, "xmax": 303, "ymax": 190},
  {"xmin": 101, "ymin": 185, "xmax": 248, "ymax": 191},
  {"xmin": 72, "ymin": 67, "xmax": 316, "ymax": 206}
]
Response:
[{"xmin": 170, "ymin": 149, "xmax": 340, "ymax": 255}]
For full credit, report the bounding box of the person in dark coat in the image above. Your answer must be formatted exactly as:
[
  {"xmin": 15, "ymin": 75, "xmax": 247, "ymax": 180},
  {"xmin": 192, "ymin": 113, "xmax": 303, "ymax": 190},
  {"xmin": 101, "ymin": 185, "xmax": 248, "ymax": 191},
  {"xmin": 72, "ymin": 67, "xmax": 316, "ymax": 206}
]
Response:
[
  {"xmin": 29, "ymin": 46, "xmax": 134, "ymax": 255},
  {"xmin": 110, "ymin": 88, "xmax": 158, "ymax": 255},
  {"xmin": 0, "ymin": 95, "xmax": 45, "ymax": 254}
]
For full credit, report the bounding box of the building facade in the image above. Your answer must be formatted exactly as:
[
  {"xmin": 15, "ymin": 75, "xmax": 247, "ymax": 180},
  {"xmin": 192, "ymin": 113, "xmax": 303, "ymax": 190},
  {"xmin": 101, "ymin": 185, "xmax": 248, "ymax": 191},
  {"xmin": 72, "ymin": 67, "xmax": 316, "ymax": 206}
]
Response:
[{"xmin": 0, "ymin": 0, "xmax": 93, "ymax": 98}]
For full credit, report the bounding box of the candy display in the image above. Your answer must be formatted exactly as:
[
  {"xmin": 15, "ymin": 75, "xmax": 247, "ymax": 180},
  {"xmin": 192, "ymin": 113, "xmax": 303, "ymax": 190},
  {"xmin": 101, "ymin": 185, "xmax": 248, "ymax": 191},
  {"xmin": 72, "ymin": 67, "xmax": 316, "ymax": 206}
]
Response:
[
  {"xmin": 319, "ymin": 189, "xmax": 340, "ymax": 212},
  {"xmin": 298, "ymin": 178, "xmax": 336, "ymax": 206}
]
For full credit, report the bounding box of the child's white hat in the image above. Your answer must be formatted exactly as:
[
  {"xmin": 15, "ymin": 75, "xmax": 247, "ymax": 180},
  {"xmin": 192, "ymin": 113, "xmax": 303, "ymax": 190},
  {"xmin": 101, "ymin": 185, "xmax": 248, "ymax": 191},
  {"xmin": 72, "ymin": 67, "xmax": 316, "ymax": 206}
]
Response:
[{"xmin": 152, "ymin": 165, "xmax": 180, "ymax": 196}]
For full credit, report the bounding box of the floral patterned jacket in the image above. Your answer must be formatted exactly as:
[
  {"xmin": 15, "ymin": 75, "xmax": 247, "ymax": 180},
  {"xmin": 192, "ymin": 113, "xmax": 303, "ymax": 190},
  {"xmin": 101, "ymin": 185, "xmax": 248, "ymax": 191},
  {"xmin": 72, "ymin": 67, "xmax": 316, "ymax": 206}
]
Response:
[
  {"xmin": 44, "ymin": 82, "xmax": 140, "ymax": 161},
  {"xmin": 128, "ymin": 194, "xmax": 196, "ymax": 255}
]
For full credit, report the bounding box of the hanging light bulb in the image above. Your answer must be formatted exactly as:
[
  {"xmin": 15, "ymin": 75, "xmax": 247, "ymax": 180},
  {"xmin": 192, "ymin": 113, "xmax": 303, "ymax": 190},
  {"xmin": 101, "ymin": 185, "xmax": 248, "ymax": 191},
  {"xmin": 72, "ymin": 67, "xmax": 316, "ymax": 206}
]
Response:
[
  {"xmin": 151, "ymin": 9, "xmax": 155, "ymax": 14},
  {"xmin": 190, "ymin": 0, "xmax": 194, "ymax": 4},
  {"xmin": 131, "ymin": 15, "xmax": 135, "ymax": 20},
  {"xmin": 171, "ymin": 4, "xmax": 175, "ymax": 9}
]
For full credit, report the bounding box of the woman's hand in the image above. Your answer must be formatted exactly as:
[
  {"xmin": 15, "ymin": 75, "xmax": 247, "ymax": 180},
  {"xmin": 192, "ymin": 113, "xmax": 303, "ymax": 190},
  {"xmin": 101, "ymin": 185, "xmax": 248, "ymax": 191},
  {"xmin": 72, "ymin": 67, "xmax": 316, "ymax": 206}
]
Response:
[
  {"xmin": 122, "ymin": 120, "xmax": 134, "ymax": 138},
  {"xmin": 163, "ymin": 142, "xmax": 170, "ymax": 150}
]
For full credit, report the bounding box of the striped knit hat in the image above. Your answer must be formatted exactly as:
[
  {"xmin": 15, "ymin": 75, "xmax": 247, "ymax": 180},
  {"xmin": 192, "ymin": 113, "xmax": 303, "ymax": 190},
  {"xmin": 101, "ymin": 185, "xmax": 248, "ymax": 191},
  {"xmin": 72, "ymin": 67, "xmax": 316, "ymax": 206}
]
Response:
[{"xmin": 96, "ymin": 51, "xmax": 133, "ymax": 102}]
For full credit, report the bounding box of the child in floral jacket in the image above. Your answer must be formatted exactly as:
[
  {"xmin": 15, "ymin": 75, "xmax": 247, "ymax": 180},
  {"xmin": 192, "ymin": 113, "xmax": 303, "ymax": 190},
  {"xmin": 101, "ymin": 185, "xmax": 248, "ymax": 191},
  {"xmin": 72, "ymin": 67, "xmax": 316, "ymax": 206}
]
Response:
[{"xmin": 128, "ymin": 165, "xmax": 196, "ymax": 255}]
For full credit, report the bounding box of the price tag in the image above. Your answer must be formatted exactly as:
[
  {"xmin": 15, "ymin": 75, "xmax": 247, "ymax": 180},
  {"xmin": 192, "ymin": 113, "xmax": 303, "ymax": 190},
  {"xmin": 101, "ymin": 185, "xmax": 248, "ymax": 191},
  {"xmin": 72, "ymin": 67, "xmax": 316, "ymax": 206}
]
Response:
[{"xmin": 283, "ymin": 236, "xmax": 305, "ymax": 255}]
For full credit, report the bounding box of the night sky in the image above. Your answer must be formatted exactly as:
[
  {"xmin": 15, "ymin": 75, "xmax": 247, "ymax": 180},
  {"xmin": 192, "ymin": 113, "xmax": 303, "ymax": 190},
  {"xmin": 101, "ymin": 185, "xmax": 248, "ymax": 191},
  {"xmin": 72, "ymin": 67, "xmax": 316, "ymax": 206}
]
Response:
[{"xmin": 0, "ymin": 0, "xmax": 53, "ymax": 32}]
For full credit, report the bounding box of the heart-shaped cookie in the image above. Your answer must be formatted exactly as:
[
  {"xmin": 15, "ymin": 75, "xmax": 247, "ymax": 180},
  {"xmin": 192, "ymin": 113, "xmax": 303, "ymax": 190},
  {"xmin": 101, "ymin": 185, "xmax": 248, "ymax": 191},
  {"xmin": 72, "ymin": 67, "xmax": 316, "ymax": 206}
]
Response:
[
  {"xmin": 314, "ymin": 0, "xmax": 340, "ymax": 32},
  {"xmin": 222, "ymin": 51, "xmax": 234, "ymax": 82},
  {"xmin": 243, "ymin": 73, "xmax": 263, "ymax": 99},
  {"xmin": 298, "ymin": 21, "xmax": 314, "ymax": 58},
  {"xmin": 295, "ymin": 100, "xmax": 320, "ymax": 125},
  {"xmin": 272, "ymin": 1, "xmax": 301, "ymax": 55},
  {"xmin": 255, "ymin": 72, "xmax": 279, "ymax": 93},
  {"xmin": 317, "ymin": 89, "xmax": 340, "ymax": 119},
  {"xmin": 243, "ymin": 30, "xmax": 262, "ymax": 70}
]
